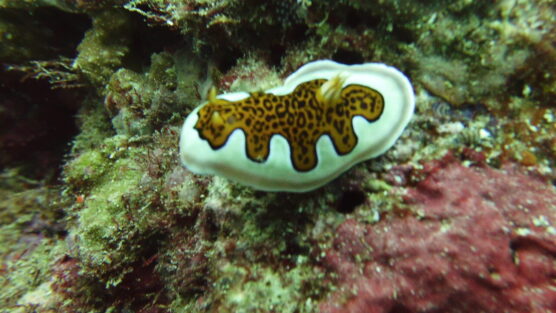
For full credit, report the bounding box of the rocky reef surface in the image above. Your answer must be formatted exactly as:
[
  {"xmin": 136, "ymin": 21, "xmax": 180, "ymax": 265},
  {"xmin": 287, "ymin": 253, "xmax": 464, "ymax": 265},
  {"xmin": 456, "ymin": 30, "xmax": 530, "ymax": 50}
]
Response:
[
  {"xmin": 1, "ymin": 1, "xmax": 555, "ymax": 312},
  {"xmin": 321, "ymin": 155, "xmax": 556, "ymax": 313}
]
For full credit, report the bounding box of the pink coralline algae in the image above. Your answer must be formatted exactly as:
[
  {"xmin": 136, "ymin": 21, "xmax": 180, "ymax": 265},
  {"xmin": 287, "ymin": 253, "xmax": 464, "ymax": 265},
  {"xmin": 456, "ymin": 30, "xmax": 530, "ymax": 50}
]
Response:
[{"xmin": 320, "ymin": 160, "xmax": 556, "ymax": 313}]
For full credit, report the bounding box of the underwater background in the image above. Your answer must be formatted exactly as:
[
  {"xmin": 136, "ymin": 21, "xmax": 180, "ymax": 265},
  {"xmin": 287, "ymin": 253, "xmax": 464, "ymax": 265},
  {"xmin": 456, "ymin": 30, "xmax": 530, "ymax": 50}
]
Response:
[{"xmin": 1, "ymin": 0, "xmax": 555, "ymax": 312}]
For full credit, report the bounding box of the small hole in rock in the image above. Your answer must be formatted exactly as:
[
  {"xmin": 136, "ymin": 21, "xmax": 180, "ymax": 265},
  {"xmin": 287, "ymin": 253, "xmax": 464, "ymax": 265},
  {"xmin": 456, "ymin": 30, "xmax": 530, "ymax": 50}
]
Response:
[
  {"xmin": 392, "ymin": 25, "xmax": 416, "ymax": 43},
  {"xmin": 216, "ymin": 48, "xmax": 243, "ymax": 73},
  {"xmin": 269, "ymin": 44, "xmax": 286, "ymax": 68},
  {"xmin": 345, "ymin": 7, "xmax": 381, "ymax": 29},
  {"xmin": 332, "ymin": 49, "xmax": 365, "ymax": 65},
  {"xmin": 388, "ymin": 303, "xmax": 412, "ymax": 313},
  {"xmin": 336, "ymin": 189, "xmax": 366, "ymax": 214}
]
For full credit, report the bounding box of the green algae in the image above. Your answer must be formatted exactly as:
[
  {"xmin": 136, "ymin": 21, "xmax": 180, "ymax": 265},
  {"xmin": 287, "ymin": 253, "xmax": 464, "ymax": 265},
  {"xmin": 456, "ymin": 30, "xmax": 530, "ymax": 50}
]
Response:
[
  {"xmin": 73, "ymin": 9, "xmax": 132, "ymax": 90},
  {"xmin": 71, "ymin": 102, "xmax": 115, "ymax": 154},
  {"xmin": 65, "ymin": 136, "xmax": 144, "ymax": 270},
  {"xmin": 105, "ymin": 52, "xmax": 188, "ymax": 137},
  {"xmin": 209, "ymin": 261, "xmax": 321, "ymax": 313},
  {"xmin": 2, "ymin": 240, "xmax": 67, "ymax": 311},
  {"xmin": 0, "ymin": 183, "xmax": 67, "ymax": 311}
]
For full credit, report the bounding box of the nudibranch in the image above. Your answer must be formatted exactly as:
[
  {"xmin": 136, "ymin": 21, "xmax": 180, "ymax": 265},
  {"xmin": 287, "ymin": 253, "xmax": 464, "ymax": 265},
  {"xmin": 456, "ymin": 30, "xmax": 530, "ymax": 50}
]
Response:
[{"xmin": 180, "ymin": 60, "xmax": 414, "ymax": 192}]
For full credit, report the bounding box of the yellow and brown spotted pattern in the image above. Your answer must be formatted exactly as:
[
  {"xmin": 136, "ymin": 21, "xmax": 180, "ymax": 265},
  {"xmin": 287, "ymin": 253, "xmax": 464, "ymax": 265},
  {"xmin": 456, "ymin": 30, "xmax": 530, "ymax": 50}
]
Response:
[{"xmin": 194, "ymin": 79, "xmax": 384, "ymax": 172}]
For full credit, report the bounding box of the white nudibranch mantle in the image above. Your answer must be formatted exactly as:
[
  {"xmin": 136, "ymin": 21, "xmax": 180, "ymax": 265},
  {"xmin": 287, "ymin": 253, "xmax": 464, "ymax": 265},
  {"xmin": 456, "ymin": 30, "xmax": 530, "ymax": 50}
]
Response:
[{"xmin": 180, "ymin": 60, "xmax": 415, "ymax": 192}]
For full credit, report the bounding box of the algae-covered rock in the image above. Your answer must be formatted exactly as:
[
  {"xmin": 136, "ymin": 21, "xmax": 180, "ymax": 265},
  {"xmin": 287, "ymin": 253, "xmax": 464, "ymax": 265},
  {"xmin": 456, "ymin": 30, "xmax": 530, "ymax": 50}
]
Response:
[
  {"xmin": 64, "ymin": 136, "xmax": 148, "ymax": 271},
  {"xmin": 73, "ymin": 9, "xmax": 132, "ymax": 89},
  {"xmin": 208, "ymin": 261, "xmax": 321, "ymax": 313},
  {"xmin": 320, "ymin": 158, "xmax": 556, "ymax": 313},
  {"xmin": 0, "ymin": 179, "xmax": 67, "ymax": 311},
  {"xmin": 104, "ymin": 52, "xmax": 199, "ymax": 137},
  {"xmin": 1, "ymin": 0, "xmax": 555, "ymax": 312}
]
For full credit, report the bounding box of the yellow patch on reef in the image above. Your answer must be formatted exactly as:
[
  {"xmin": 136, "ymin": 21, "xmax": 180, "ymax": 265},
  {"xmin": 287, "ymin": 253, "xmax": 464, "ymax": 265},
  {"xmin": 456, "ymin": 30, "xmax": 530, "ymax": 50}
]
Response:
[{"xmin": 194, "ymin": 78, "xmax": 384, "ymax": 172}]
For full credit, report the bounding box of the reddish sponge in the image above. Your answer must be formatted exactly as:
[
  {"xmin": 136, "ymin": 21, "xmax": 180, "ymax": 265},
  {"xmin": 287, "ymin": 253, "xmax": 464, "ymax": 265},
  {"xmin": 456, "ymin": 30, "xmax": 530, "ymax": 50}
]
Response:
[{"xmin": 320, "ymin": 161, "xmax": 556, "ymax": 313}]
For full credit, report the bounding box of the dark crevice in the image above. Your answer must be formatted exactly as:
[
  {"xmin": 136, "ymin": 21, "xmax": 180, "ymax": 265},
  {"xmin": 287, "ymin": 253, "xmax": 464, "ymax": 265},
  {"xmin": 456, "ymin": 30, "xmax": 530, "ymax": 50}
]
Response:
[
  {"xmin": 0, "ymin": 6, "xmax": 92, "ymax": 183},
  {"xmin": 0, "ymin": 7, "xmax": 90, "ymax": 62},
  {"xmin": 327, "ymin": 5, "xmax": 382, "ymax": 30},
  {"xmin": 336, "ymin": 189, "xmax": 367, "ymax": 214},
  {"xmin": 388, "ymin": 303, "xmax": 412, "ymax": 313},
  {"xmin": 392, "ymin": 24, "xmax": 417, "ymax": 43},
  {"xmin": 0, "ymin": 68, "xmax": 81, "ymax": 183},
  {"xmin": 123, "ymin": 13, "xmax": 185, "ymax": 72},
  {"xmin": 332, "ymin": 49, "xmax": 364, "ymax": 65},
  {"xmin": 215, "ymin": 48, "xmax": 244, "ymax": 73},
  {"xmin": 269, "ymin": 44, "xmax": 286, "ymax": 68}
]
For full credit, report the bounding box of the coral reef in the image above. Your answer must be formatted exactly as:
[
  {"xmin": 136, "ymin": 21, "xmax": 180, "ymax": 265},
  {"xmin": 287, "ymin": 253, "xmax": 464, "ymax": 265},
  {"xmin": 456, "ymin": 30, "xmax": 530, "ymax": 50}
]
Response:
[{"xmin": 1, "ymin": 0, "xmax": 555, "ymax": 312}]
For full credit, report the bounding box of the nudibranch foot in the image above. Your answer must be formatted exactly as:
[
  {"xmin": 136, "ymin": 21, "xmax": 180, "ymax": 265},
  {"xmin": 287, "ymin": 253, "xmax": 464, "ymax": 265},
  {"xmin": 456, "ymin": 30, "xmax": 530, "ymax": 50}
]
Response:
[{"xmin": 180, "ymin": 60, "xmax": 415, "ymax": 192}]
